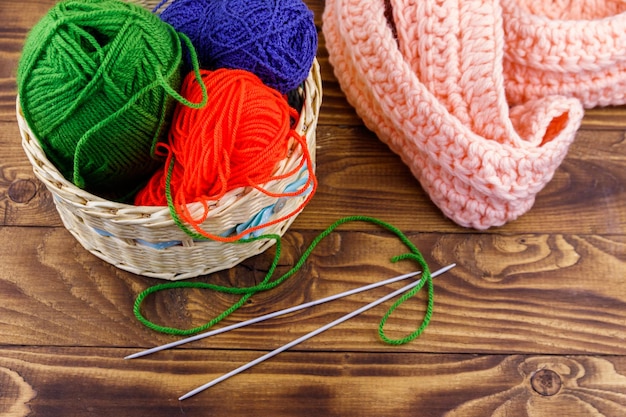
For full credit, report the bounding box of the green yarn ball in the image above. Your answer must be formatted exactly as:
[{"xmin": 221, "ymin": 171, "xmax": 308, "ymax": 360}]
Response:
[{"xmin": 17, "ymin": 0, "xmax": 186, "ymax": 201}]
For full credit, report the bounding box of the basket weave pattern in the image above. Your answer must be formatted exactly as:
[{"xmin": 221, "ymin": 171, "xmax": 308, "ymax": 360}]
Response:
[{"xmin": 18, "ymin": 60, "xmax": 322, "ymax": 280}]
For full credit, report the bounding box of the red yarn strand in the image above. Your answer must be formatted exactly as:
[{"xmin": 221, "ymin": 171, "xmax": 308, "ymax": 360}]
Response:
[{"xmin": 179, "ymin": 146, "xmax": 316, "ymax": 243}]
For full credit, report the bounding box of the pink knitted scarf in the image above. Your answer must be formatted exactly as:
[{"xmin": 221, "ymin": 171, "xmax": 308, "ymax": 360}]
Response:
[{"xmin": 323, "ymin": 0, "xmax": 626, "ymax": 229}]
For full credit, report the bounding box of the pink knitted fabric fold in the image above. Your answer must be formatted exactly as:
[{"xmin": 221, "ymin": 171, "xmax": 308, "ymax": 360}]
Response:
[
  {"xmin": 503, "ymin": 0, "xmax": 626, "ymax": 108},
  {"xmin": 323, "ymin": 0, "xmax": 624, "ymax": 229}
]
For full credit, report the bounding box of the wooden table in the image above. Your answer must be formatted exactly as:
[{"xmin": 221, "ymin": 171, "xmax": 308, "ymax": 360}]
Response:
[{"xmin": 2, "ymin": 1, "xmax": 626, "ymax": 416}]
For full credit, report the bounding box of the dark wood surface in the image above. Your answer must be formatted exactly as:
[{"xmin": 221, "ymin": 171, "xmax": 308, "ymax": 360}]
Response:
[{"xmin": 2, "ymin": 1, "xmax": 626, "ymax": 416}]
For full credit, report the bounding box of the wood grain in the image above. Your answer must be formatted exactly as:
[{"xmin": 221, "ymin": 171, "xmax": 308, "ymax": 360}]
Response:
[
  {"xmin": 1, "ymin": 0, "xmax": 626, "ymax": 416},
  {"xmin": 1, "ymin": 227, "xmax": 625, "ymax": 355},
  {"xmin": 0, "ymin": 348, "xmax": 625, "ymax": 417},
  {"xmin": 3, "ymin": 124, "xmax": 626, "ymax": 234}
]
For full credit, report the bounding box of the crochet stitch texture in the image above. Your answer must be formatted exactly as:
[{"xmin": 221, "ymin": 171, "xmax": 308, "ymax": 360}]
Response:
[{"xmin": 323, "ymin": 0, "xmax": 626, "ymax": 229}]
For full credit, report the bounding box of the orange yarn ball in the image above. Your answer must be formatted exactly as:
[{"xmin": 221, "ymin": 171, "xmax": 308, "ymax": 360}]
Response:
[{"xmin": 135, "ymin": 68, "xmax": 300, "ymax": 209}]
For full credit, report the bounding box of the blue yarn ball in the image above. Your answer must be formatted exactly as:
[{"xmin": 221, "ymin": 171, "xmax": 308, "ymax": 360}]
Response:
[{"xmin": 159, "ymin": 0, "xmax": 317, "ymax": 94}]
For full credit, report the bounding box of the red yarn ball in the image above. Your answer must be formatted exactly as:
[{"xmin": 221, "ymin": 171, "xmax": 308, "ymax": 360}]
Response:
[{"xmin": 134, "ymin": 68, "xmax": 299, "ymax": 209}]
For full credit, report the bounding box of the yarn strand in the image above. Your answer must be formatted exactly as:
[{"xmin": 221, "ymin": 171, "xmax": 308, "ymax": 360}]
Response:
[
  {"xmin": 157, "ymin": 31, "xmax": 208, "ymax": 110},
  {"xmin": 133, "ymin": 216, "xmax": 434, "ymax": 344}
]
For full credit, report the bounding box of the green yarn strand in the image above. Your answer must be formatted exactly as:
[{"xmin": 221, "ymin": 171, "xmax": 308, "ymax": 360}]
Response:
[
  {"xmin": 133, "ymin": 216, "xmax": 434, "ymax": 345},
  {"xmin": 133, "ymin": 232, "xmax": 285, "ymax": 336},
  {"xmin": 378, "ymin": 253, "xmax": 433, "ymax": 345},
  {"xmin": 163, "ymin": 154, "xmax": 207, "ymax": 242},
  {"xmin": 157, "ymin": 31, "xmax": 208, "ymax": 110}
]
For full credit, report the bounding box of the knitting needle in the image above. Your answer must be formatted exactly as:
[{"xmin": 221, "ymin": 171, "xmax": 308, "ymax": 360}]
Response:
[
  {"xmin": 126, "ymin": 269, "xmax": 426, "ymax": 360},
  {"xmin": 178, "ymin": 263, "xmax": 455, "ymax": 400}
]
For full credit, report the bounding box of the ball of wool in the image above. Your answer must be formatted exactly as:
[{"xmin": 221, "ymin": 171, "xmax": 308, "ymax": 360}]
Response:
[
  {"xmin": 17, "ymin": 0, "xmax": 188, "ymax": 201},
  {"xmin": 134, "ymin": 68, "xmax": 300, "ymax": 208},
  {"xmin": 159, "ymin": 0, "xmax": 318, "ymax": 94}
]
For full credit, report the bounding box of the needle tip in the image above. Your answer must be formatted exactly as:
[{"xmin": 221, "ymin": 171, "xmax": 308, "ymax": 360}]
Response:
[
  {"xmin": 179, "ymin": 392, "xmax": 194, "ymax": 401},
  {"xmin": 124, "ymin": 351, "xmax": 148, "ymax": 360}
]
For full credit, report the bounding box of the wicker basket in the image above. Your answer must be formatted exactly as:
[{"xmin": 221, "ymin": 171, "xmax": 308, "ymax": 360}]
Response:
[
  {"xmin": 127, "ymin": 0, "xmax": 165, "ymax": 10},
  {"xmin": 17, "ymin": 60, "xmax": 322, "ymax": 280}
]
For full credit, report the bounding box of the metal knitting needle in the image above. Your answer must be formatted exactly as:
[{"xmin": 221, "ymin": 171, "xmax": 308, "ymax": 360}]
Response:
[
  {"xmin": 179, "ymin": 263, "xmax": 455, "ymax": 401},
  {"xmin": 126, "ymin": 269, "xmax": 426, "ymax": 360}
]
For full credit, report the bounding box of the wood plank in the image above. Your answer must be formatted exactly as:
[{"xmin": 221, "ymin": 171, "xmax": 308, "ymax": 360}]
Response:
[
  {"xmin": 301, "ymin": 126, "xmax": 626, "ymax": 234},
  {"xmin": 1, "ymin": 0, "xmax": 625, "ymax": 416},
  {"xmin": 0, "ymin": 347, "xmax": 625, "ymax": 416},
  {"xmin": 4, "ymin": 121, "xmax": 626, "ymax": 234},
  {"xmin": 0, "ymin": 120, "xmax": 59, "ymax": 227},
  {"xmin": 1, "ymin": 227, "xmax": 625, "ymax": 355}
]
